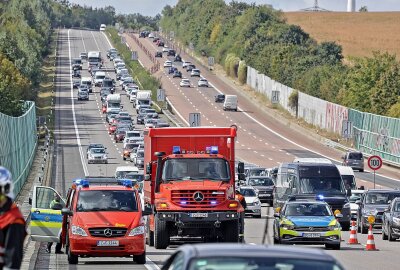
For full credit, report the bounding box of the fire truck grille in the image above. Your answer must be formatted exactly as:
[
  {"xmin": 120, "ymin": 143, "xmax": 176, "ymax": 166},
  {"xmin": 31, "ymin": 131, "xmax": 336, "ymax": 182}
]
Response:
[
  {"xmin": 88, "ymin": 227, "xmax": 127, "ymax": 238},
  {"xmin": 171, "ymin": 190, "xmax": 225, "ymax": 207}
]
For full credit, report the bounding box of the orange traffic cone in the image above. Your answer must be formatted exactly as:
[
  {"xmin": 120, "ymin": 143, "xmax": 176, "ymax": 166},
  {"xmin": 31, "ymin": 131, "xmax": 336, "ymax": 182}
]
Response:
[
  {"xmin": 365, "ymin": 224, "xmax": 378, "ymax": 251},
  {"xmin": 347, "ymin": 220, "xmax": 360, "ymax": 244}
]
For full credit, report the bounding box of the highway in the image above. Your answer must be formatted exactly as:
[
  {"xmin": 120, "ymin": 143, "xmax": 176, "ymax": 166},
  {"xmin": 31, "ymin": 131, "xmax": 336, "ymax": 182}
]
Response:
[{"xmin": 27, "ymin": 29, "xmax": 400, "ymax": 270}]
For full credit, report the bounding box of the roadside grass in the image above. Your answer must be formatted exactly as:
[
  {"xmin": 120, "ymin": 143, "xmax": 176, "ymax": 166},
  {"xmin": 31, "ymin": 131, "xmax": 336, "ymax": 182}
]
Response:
[
  {"xmin": 284, "ymin": 12, "xmax": 400, "ymax": 60},
  {"xmin": 36, "ymin": 31, "xmax": 57, "ymax": 138},
  {"xmin": 106, "ymin": 28, "xmax": 166, "ymax": 112}
]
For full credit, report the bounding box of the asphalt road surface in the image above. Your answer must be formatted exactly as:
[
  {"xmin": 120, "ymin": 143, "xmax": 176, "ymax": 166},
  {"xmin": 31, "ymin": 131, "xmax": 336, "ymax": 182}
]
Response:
[{"xmin": 26, "ymin": 29, "xmax": 400, "ymax": 270}]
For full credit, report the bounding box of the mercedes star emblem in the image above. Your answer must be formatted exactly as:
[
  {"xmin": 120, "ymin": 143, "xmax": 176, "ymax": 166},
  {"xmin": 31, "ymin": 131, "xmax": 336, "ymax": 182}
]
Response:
[
  {"xmin": 193, "ymin": 191, "xmax": 204, "ymax": 202},
  {"xmin": 104, "ymin": 228, "xmax": 113, "ymax": 237}
]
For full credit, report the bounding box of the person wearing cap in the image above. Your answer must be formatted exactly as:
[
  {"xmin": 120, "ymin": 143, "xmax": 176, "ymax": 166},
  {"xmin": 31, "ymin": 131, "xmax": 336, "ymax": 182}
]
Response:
[
  {"xmin": 46, "ymin": 194, "xmax": 63, "ymax": 254},
  {"xmin": 0, "ymin": 166, "xmax": 27, "ymax": 270}
]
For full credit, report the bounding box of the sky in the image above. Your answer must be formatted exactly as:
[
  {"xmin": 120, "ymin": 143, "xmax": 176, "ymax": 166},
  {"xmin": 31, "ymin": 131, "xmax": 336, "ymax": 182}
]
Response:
[{"xmin": 69, "ymin": 0, "xmax": 400, "ymax": 16}]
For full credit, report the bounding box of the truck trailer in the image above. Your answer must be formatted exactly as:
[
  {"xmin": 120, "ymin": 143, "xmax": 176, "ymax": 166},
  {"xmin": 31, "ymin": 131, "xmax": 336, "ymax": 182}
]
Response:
[{"xmin": 143, "ymin": 126, "xmax": 244, "ymax": 249}]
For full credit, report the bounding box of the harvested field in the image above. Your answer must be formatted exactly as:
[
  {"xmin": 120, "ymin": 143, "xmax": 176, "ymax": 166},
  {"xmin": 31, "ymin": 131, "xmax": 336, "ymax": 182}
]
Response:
[{"xmin": 284, "ymin": 12, "xmax": 400, "ymax": 59}]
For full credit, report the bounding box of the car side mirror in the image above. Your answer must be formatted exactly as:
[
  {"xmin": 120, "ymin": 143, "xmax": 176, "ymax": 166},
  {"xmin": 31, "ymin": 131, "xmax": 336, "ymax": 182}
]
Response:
[
  {"xmin": 61, "ymin": 208, "xmax": 73, "ymax": 216},
  {"xmin": 146, "ymin": 163, "xmax": 152, "ymax": 174},
  {"xmin": 237, "ymin": 162, "xmax": 244, "ymax": 174},
  {"xmin": 238, "ymin": 173, "xmax": 245, "ymax": 181}
]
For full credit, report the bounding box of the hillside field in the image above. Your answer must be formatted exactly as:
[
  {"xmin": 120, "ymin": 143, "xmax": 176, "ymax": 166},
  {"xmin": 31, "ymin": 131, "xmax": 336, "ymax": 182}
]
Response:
[{"xmin": 284, "ymin": 12, "xmax": 400, "ymax": 59}]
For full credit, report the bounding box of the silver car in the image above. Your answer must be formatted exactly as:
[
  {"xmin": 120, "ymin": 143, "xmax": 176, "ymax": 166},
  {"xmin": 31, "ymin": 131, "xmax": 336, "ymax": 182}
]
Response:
[
  {"xmin": 77, "ymin": 89, "xmax": 89, "ymax": 100},
  {"xmin": 239, "ymin": 186, "xmax": 262, "ymax": 218},
  {"xmin": 131, "ymin": 149, "xmax": 144, "ymax": 168},
  {"xmin": 87, "ymin": 148, "xmax": 108, "ymax": 164}
]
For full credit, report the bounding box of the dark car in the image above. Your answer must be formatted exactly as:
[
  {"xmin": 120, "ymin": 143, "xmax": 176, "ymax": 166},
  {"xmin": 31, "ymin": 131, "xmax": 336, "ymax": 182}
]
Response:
[
  {"xmin": 168, "ymin": 66, "xmax": 178, "ymax": 74},
  {"xmin": 72, "ymin": 69, "xmax": 81, "ymax": 78},
  {"xmin": 357, "ymin": 189, "xmax": 400, "ymax": 234},
  {"xmin": 172, "ymin": 70, "xmax": 182, "ymax": 78},
  {"xmin": 153, "ymin": 37, "xmax": 159, "ymax": 43},
  {"xmin": 186, "ymin": 64, "xmax": 196, "ymax": 72},
  {"xmin": 342, "ymin": 151, "xmax": 364, "ymax": 172},
  {"xmin": 114, "ymin": 128, "xmax": 129, "ymax": 143},
  {"xmin": 247, "ymin": 176, "xmax": 275, "ymax": 204},
  {"xmin": 167, "ymin": 49, "xmax": 176, "ymax": 57},
  {"xmin": 139, "ymin": 31, "xmax": 149, "ymax": 38},
  {"xmin": 174, "ymin": 54, "xmax": 182, "ymax": 62},
  {"xmin": 155, "ymin": 51, "xmax": 163, "ymax": 58},
  {"xmin": 215, "ymin": 94, "xmax": 225, "ymax": 103},
  {"xmin": 382, "ymin": 197, "xmax": 400, "ymax": 241},
  {"xmin": 158, "ymin": 41, "xmax": 164, "ymax": 47},
  {"xmin": 102, "ymin": 78, "xmax": 115, "ymax": 93},
  {"xmin": 71, "ymin": 58, "xmax": 82, "ymax": 70},
  {"xmin": 161, "ymin": 244, "xmax": 345, "ymax": 270}
]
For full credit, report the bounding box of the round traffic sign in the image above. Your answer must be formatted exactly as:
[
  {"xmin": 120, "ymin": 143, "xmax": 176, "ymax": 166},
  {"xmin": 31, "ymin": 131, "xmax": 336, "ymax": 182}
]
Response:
[
  {"xmin": 368, "ymin": 215, "xmax": 375, "ymax": 224},
  {"xmin": 368, "ymin": 155, "xmax": 382, "ymax": 171}
]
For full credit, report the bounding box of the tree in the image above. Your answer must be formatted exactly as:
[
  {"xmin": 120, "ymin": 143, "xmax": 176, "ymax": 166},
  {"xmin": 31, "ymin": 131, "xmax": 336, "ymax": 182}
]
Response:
[{"xmin": 0, "ymin": 52, "xmax": 30, "ymax": 116}]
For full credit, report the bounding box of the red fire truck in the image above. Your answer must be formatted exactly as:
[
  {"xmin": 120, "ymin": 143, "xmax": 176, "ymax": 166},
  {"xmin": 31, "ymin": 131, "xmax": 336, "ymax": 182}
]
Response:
[{"xmin": 143, "ymin": 126, "xmax": 245, "ymax": 249}]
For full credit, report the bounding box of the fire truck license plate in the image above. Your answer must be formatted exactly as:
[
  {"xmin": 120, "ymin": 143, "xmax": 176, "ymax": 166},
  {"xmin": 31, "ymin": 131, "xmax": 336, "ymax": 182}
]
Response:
[
  {"xmin": 190, "ymin": 213, "xmax": 208, "ymax": 218},
  {"xmin": 302, "ymin": 233, "xmax": 320, "ymax": 238},
  {"xmin": 97, "ymin": 240, "xmax": 119, "ymax": 246}
]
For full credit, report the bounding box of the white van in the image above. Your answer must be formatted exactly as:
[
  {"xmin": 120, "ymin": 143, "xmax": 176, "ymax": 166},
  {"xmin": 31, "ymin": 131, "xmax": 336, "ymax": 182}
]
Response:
[
  {"xmin": 94, "ymin": 71, "xmax": 106, "ymax": 86},
  {"xmin": 100, "ymin": 24, "xmax": 106, "ymax": 31},
  {"xmin": 223, "ymin": 95, "xmax": 238, "ymax": 111},
  {"xmin": 336, "ymin": 165, "xmax": 357, "ymax": 190},
  {"xmin": 115, "ymin": 166, "xmax": 139, "ymax": 179},
  {"xmin": 80, "ymin": 77, "xmax": 92, "ymax": 93}
]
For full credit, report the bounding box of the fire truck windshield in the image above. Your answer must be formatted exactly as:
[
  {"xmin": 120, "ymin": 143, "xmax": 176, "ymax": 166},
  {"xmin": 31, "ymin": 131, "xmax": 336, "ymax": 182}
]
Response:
[
  {"xmin": 76, "ymin": 190, "xmax": 138, "ymax": 212},
  {"xmin": 162, "ymin": 158, "xmax": 230, "ymax": 181}
]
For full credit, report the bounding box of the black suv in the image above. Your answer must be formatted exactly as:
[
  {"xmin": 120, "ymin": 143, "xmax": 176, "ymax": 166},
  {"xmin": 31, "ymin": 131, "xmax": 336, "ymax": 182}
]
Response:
[
  {"xmin": 155, "ymin": 51, "xmax": 162, "ymax": 58},
  {"xmin": 357, "ymin": 189, "xmax": 400, "ymax": 234},
  {"xmin": 215, "ymin": 94, "xmax": 225, "ymax": 103},
  {"xmin": 174, "ymin": 55, "xmax": 182, "ymax": 62},
  {"xmin": 382, "ymin": 197, "xmax": 400, "ymax": 241},
  {"xmin": 167, "ymin": 49, "xmax": 176, "ymax": 57}
]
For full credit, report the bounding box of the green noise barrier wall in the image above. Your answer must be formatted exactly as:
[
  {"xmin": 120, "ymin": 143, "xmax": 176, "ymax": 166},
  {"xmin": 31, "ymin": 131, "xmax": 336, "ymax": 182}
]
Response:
[{"xmin": 0, "ymin": 101, "xmax": 37, "ymax": 196}]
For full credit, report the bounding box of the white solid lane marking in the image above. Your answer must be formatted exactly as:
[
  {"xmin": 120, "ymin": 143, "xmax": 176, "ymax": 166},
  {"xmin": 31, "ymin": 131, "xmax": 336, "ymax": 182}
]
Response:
[{"xmin": 68, "ymin": 30, "xmax": 89, "ymax": 176}]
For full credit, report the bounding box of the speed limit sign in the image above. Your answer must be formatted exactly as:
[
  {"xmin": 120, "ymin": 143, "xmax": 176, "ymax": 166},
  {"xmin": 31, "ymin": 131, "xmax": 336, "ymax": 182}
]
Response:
[{"xmin": 368, "ymin": 155, "xmax": 382, "ymax": 171}]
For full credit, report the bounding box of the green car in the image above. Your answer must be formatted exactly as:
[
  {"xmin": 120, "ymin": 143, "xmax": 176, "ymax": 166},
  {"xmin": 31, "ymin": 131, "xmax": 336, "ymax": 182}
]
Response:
[{"xmin": 273, "ymin": 199, "xmax": 342, "ymax": 250}]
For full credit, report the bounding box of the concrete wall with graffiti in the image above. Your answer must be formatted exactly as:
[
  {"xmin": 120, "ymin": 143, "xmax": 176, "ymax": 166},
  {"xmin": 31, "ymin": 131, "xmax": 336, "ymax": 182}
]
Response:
[{"xmin": 247, "ymin": 66, "xmax": 400, "ymax": 165}]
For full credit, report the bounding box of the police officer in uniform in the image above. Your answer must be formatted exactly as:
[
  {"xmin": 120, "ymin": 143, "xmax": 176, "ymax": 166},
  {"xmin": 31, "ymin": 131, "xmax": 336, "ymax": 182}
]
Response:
[
  {"xmin": 0, "ymin": 167, "xmax": 27, "ymax": 270},
  {"xmin": 46, "ymin": 194, "xmax": 63, "ymax": 254}
]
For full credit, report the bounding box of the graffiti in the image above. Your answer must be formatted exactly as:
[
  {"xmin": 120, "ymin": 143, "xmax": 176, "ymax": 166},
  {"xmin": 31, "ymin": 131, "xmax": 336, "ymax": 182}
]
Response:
[
  {"xmin": 326, "ymin": 102, "xmax": 348, "ymax": 133},
  {"xmin": 376, "ymin": 127, "xmax": 390, "ymax": 153}
]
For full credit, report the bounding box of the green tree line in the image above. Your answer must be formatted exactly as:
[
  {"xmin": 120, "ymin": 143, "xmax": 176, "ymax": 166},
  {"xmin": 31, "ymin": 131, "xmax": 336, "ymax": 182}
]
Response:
[
  {"xmin": 160, "ymin": 0, "xmax": 400, "ymax": 118},
  {"xmin": 0, "ymin": 0, "xmax": 116, "ymax": 116}
]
